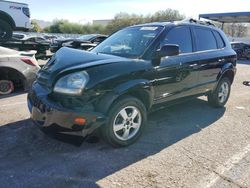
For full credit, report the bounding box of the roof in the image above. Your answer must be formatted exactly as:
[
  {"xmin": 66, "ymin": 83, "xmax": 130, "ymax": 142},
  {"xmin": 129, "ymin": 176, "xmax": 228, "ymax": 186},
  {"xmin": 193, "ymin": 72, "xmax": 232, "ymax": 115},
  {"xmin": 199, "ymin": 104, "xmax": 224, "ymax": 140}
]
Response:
[
  {"xmin": 132, "ymin": 20, "xmax": 218, "ymax": 30},
  {"xmin": 0, "ymin": 0, "xmax": 28, "ymax": 6},
  {"xmin": 199, "ymin": 12, "xmax": 250, "ymax": 23}
]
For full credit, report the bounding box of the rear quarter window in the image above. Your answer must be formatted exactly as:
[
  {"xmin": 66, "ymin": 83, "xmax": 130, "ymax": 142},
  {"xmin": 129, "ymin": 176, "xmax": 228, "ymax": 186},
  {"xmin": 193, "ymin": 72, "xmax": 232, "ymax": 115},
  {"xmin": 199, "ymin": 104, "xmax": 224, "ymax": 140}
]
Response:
[
  {"xmin": 213, "ymin": 31, "xmax": 225, "ymax": 49},
  {"xmin": 194, "ymin": 27, "xmax": 217, "ymax": 51}
]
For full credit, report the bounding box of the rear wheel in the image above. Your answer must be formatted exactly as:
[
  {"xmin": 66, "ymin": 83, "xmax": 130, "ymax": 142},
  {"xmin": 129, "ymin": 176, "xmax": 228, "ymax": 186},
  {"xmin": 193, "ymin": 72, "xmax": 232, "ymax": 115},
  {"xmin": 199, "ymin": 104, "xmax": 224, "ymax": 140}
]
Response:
[
  {"xmin": 207, "ymin": 77, "xmax": 231, "ymax": 108},
  {"xmin": 0, "ymin": 80, "xmax": 14, "ymax": 95},
  {"xmin": 101, "ymin": 96, "xmax": 147, "ymax": 147},
  {"xmin": 0, "ymin": 20, "xmax": 13, "ymax": 41}
]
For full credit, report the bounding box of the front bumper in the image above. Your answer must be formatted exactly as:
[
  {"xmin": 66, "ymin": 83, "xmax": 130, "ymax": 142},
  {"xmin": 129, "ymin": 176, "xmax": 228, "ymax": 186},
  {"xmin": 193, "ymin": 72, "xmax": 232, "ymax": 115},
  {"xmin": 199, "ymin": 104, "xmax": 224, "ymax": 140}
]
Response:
[{"xmin": 27, "ymin": 83, "xmax": 106, "ymax": 137}]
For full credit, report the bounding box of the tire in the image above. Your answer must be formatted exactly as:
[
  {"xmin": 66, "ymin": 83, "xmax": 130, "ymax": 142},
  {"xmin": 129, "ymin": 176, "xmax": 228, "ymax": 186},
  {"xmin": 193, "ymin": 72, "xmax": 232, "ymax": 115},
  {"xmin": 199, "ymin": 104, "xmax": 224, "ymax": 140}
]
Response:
[
  {"xmin": 101, "ymin": 96, "xmax": 147, "ymax": 147},
  {"xmin": 0, "ymin": 20, "xmax": 13, "ymax": 41},
  {"xmin": 207, "ymin": 77, "xmax": 231, "ymax": 108},
  {"xmin": 0, "ymin": 80, "xmax": 14, "ymax": 95}
]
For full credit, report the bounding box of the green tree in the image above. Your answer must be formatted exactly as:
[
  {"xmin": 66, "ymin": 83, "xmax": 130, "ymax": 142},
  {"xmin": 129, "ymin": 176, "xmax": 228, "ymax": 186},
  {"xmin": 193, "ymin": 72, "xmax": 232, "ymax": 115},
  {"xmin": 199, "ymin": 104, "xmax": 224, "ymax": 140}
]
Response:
[
  {"xmin": 30, "ymin": 20, "xmax": 42, "ymax": 32},
  {"xmin": 43, "ymin": 19, "xmax": 83, "ymax": 34},
  {"xmin": 43, "ymin": 9, "xmax": 185, "ymax": 35},
  {"xmin": 224, "ymin": 23, "xmax": 248, "ymax": 37},
  {"xmin": 149, "ymin": 9, "xmax": 185, "ymax": 22},
  {"xmin": 105, "ymin": 12, "xmax": 145, "ymax": 34},
  {"xmin": 105, "ymin": 9, "xmax": 185, "ymax": 34}
]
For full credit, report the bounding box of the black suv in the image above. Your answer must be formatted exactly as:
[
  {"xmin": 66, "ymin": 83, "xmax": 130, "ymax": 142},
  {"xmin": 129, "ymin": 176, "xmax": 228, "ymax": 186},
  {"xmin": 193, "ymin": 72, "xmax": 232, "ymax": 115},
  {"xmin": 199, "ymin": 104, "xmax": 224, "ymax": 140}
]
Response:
[{"xmin": 28, "ymin": 20, "xmax": 237, "ymax": 147}]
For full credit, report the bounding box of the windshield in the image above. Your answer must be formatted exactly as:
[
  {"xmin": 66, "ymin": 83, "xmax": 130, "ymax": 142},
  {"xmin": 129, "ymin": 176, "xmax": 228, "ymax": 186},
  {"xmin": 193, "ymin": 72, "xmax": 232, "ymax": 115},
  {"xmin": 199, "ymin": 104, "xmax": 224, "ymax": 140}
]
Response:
[
  {"xmin": 92, "ymin": 26, "xmax": 163, "ymax": 58},
  {"xmin": 231, "ymin": 43, "xmax": 241, "ymax": 48}
]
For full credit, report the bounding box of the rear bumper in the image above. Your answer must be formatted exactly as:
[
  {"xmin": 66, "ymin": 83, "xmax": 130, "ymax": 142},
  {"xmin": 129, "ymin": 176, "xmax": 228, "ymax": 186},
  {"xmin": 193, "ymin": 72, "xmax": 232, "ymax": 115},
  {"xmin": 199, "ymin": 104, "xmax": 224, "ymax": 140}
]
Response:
[
  {"xmin": 27, "ymin": 83, "xmax": 106, "ymax": 137},
  {"xmin": 24, "ymin": 67, "xmax": 40, "ymax": 91}
]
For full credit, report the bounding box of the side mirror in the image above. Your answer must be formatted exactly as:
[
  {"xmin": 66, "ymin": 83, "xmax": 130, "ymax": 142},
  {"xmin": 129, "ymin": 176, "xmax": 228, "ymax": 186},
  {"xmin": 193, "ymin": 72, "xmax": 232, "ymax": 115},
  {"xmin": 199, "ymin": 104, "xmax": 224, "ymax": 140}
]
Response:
[{"xmin": 158, "ymin": 44, "xmax": 180, "ymax": 57}]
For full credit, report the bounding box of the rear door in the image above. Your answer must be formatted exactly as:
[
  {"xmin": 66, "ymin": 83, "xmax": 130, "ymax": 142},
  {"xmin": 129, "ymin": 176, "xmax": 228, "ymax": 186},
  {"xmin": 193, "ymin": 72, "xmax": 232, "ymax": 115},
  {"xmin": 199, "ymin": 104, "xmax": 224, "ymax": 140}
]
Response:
[{"xmin": 192, "ymin": 26, "xmax": 226, "ymax": 93}]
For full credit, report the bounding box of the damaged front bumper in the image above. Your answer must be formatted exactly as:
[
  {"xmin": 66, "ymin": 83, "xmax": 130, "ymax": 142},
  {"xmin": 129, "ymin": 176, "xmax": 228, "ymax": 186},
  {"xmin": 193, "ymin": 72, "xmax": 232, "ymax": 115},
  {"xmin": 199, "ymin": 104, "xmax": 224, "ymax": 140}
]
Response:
[{"xmin": 27, "ymin": 82, "xmax": 106, "ymax": 137}]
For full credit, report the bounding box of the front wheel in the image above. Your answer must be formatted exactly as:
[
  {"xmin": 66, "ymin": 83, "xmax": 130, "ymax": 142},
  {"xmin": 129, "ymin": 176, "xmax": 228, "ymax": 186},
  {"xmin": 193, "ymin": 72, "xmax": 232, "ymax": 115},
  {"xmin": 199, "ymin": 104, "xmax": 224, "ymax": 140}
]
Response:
[
  {"xmin": 101, "ymin": 96, "xmax": 147, "ymax": 147},
  {"xmin": 207, "ymin": 77, "xmax": 231, "ymax": 108}
]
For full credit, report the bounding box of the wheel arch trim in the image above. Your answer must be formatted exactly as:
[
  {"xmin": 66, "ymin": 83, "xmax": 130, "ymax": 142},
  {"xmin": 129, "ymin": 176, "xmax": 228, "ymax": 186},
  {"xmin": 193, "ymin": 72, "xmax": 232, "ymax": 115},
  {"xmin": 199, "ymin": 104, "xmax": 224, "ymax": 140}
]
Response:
[
  {"xmin": 217, "ymin": 62, "xmax": 236, "ymax": 83},
  {"xmin": 0, "ymin": 66, "xmax": 27, "ymax": 87},
  {"xmin": 0, "ymin": 11, "xmax": 16, "ymax": 28},
  {"xmin": 96, "ymin": 79, "xmax": 154, "ymax": 113}
]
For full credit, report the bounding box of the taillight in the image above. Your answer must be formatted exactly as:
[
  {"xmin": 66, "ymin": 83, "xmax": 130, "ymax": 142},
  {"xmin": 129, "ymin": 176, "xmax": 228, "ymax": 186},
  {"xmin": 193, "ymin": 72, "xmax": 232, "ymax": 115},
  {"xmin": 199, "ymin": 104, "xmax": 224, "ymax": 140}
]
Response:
[
  {"xmin": 22, "ymin": 7, "xmax": 30, "ymax": 18},
  {"xmin": 21, "ymin": 57, "xmax": 36, "ymax": 66}
]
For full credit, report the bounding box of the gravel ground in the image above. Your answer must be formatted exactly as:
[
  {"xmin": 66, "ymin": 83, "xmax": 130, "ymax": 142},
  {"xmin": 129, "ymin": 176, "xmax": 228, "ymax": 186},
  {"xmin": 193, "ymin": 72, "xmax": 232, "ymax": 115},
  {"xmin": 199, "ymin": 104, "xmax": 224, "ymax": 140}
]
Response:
[{"xmin": 0, "ymin": 60, "xmax": 249, "ymax": 188}]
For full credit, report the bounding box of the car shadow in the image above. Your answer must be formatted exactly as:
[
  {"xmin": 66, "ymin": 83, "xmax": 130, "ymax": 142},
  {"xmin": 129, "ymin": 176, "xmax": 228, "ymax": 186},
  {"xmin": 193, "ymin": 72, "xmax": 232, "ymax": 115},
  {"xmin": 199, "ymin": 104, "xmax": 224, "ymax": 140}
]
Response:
[
  {"xmin": 0, "ymin": 90, "xmax": 26, "ymax": 99},
  {"xmin": 0, "ymin": 98, "xmax": 225, "ymax": 187}
]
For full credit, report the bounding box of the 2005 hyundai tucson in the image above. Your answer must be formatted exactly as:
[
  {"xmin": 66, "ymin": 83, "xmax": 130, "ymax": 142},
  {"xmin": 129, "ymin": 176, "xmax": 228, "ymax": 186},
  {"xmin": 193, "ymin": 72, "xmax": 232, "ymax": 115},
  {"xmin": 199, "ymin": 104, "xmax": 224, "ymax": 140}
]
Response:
[{"xmin": 28, "ymin": 19, "xmax": 237, "ymax": 147}]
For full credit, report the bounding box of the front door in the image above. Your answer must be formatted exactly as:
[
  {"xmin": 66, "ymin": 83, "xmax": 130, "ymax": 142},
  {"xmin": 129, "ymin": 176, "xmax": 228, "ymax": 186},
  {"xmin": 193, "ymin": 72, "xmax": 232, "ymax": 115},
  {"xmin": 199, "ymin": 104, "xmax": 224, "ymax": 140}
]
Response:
[{"xmin": 154, "ymin": 26, "xmax": 199, "ymax": 103}]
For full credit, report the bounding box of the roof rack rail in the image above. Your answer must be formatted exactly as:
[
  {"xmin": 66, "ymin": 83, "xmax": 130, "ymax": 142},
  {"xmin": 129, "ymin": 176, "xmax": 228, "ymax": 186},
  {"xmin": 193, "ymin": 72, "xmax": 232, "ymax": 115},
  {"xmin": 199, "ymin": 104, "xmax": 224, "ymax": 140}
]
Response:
[{"xmin": 182, "ymin": 18, "xmax": 215, "ymax": 27}]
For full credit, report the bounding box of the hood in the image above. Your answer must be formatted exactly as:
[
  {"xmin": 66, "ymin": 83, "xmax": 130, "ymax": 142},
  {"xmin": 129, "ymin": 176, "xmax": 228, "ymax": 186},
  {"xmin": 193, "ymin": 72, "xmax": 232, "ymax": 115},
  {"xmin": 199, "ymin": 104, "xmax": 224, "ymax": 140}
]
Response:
[
  {"xmin": 37, "ymin": 47, "xmax": 128, "ymax": 88},
  {"xmin": 43, "ymin": 47, "xmax": 126, "ymax": 73}
]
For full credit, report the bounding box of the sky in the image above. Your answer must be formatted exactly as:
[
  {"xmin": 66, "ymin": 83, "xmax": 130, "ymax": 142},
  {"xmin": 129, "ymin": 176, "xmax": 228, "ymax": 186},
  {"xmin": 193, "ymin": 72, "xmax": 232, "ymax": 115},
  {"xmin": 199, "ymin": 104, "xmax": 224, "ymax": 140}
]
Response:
[{"xmin": 14, "ymin": 0, "xmax": 250, "ymax": 23}]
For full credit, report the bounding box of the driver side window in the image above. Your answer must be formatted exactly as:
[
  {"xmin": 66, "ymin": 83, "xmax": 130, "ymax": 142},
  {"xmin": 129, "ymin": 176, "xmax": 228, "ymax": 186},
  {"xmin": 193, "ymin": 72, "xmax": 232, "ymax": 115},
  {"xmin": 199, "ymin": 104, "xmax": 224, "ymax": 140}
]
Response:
[{"xmin": 163, "ymin": 26, "xmax": 193, "ymax": 54}]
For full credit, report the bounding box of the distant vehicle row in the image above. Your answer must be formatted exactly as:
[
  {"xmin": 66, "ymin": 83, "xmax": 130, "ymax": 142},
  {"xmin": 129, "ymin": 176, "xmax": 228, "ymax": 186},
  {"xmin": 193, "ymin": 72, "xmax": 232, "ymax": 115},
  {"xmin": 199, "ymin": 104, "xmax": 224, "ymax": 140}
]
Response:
[
  {"xmin": 0, "ymin": 33, "xmax": 108, "ymax": 59},
  {"xmin": 50, "ymin": 34, "xmax": 108, "ymax": 52}
]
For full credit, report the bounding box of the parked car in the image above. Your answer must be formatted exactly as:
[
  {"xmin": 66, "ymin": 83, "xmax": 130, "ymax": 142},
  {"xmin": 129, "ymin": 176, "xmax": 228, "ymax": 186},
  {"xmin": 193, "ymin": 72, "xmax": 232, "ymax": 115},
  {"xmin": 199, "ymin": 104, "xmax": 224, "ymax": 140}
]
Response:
[
  {"xmin": 0, "ymin": 47, "xmax": 40, "ymax": 94},
  {"xmin": 243, "ymin": 48, "xmax": 250, "ymax": 60},
  {"xmin": 0, "ymin": 36, "xmax": 50, "ymax": 59},
  {"xmin": 12, "ymin": 32, "xmax": 27, "ymax": 40},
  {"xmin": 0, "ymin": 0, "xmax": 32, "ymax": 41},
  {"xmin": 50, "ymin": 37, "xmax": 74, "ymax": 53},
  {"xmin": 231, "ymin": 42, "xmax": 250, "ymax": 60},
  {"xmin": 62, "ymin": 34, "xmax": 108, "ymax": 50},
  {"xmin": 42, "ymin": 34, "xmax": 58, "ymax": 42},
  {"xmin": 28, "ymin": 19, "xmax": 236, "ymax": 147}
]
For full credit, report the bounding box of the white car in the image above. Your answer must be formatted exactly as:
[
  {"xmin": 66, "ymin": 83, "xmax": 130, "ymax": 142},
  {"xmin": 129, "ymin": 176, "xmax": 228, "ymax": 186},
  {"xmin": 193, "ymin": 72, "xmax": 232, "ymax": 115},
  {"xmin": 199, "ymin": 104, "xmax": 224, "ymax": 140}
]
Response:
[
  {"xmin": 0, "ymin": 0, "xmax": 32, "ymax": 41},
  {"xmin": 0, "ymin": 47, "xmax": 40, "ymax": 94}
]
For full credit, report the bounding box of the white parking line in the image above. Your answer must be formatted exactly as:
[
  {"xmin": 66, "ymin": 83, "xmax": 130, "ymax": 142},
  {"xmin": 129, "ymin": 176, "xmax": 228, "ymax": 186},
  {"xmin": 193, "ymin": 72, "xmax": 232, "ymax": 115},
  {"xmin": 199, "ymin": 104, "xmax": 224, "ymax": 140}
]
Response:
[
  {"xmin": 201, "ymin": 144, "xmax": 250, "ymax": 188},
  {"xmin": 0, "ymin": 101, "xmax": 27, "ymax": 108}
]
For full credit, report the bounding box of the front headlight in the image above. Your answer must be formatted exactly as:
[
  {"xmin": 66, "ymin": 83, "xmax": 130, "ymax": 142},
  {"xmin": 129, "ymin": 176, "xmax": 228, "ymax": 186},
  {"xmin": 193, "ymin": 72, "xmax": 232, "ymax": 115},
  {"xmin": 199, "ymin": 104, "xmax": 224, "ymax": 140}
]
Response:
[{"xmin": 53, "ymin": 71, "xmax": 89, "ymax": 95}]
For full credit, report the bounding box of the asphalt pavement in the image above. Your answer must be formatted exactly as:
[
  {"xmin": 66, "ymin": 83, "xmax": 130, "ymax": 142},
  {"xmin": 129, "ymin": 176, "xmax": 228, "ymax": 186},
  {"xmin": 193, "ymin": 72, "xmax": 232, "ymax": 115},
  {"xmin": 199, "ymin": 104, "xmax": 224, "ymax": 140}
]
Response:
[{"xmin": 0, "ymin": 60, "xmax": 249, "ymax": 188}]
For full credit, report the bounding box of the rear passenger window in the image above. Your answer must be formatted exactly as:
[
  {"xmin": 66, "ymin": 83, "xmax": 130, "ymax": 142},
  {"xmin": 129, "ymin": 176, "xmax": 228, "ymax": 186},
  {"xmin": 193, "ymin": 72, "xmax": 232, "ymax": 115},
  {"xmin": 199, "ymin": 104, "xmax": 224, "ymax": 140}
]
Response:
[
  {"xmin": 213, "ymin": 31, "xmax": 225, "ymax": 49},
  {"xmin": 194, "ymin": 28, "xmax": 217, "ymax": 51},
  {"xmin": 163, "ymin": 26, "xmax": 193, "ymax": 54}
]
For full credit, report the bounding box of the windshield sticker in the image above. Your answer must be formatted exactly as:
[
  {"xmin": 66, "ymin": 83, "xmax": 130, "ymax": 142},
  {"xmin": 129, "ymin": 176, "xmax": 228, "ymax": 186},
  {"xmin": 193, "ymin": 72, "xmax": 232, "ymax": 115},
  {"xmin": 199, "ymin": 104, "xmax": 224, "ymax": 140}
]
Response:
[{"xmin": 140, "ymin": 27, "xmax": 158, "ymax": 31}]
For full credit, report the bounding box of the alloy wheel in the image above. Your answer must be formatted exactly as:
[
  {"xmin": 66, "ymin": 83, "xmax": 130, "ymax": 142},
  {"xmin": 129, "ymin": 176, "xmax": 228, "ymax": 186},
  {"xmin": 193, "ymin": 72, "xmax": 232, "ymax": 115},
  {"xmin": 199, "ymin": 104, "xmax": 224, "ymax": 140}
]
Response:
[
  {"xmin": 113, "ymin": 106, "xmax": 142, "ymax": 141},
  {"xmin": 218, "ymin": 82, "xmax": 229, "ymax": 103}
]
